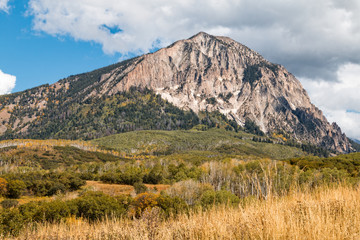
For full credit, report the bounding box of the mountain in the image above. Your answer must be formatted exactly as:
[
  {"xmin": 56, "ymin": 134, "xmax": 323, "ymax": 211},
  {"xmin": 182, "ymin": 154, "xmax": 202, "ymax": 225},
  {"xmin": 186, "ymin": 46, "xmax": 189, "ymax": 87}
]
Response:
[
  {"xmin": 349, "ymin": 138, "xmax": 360, "ymax": 152},
  {"xmin": 0, "ymin": 32, "xmax": 351, "ymax": 153}
]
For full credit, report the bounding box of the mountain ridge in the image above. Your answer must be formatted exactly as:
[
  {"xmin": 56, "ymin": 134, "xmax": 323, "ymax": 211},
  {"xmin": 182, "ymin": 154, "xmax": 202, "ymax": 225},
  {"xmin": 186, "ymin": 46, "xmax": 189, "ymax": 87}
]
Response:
[{"xmin": 0, "ymin": 32, "xmax": 352, "ymax": 153}]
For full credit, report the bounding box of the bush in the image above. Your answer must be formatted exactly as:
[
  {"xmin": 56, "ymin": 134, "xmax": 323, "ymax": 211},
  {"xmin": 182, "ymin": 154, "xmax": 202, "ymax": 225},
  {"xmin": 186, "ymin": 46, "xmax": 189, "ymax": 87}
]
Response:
[
  {"xmin": 157, "ymin": 194, "xmax": 188, "ymax": 217},
  {"xmin": 0, "ymin": 177, "xmax": 8, "ymax": 196},
  {"xmin": 120, "ymin": 167, "xmax": 144, "ymax": 185},
  {"xmin": 130, "ymin": 192, "xmax": 159, "ymax": 217},
  {"xmin": 200, "ymin": 190, "xmax": 240, "ymax": 208},
  {"xmin": 6, "ymin": 180, "xmax": 26, "ymax": 199},
  {"xmin": 144, "ymin": 164, "xmax": 164, "ymax": 184},
  {"xmin": 47, "ymin": 182, "xmax": 66, "ymax": 196},
  {"xmin": 69, "ymin": 177, "xmax": 86, "ymax": 191},
  {"xmin": 100, "ymin": 172, "xmax": 118, "ymax": 184},
  {"xmin": 134, "ymin": 182, "xmax": 148, "ymax": 194},
  {"xmin": 71, "ymin": 191, "xmax": 128, "ymax": 221},
  {"xmin": 1, "ymin": 199, "xmax": 19, "ymax": 209},
  {"xmin": 19, "ymin": 200, "xmax": 72, "ymax": 223},
  {"xmin": 0, "ymin": 209, "xmax": 24, "ymax": 237}
]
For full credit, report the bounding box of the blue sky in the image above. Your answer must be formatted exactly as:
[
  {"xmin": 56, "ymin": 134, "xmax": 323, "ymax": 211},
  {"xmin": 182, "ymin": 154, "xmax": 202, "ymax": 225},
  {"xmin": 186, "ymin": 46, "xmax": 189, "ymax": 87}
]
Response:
[
  {"xmin": 0, "ymin": 0, "xmax": 360, "ymax": 140},
  {"xmin": 0, "ymin": 0, "xmax": 122, "ymax": 92}
]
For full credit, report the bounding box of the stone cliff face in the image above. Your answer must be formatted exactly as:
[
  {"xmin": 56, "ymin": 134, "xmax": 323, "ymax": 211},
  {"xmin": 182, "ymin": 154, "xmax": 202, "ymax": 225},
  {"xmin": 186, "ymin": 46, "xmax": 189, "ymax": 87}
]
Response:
[
  {"xmin": 93, "ymin": 32, "xmax": 349, "ymax": 152},
  {"xmin": 0, "ymin": 32, "xmax": 351, "ymax": 152}
]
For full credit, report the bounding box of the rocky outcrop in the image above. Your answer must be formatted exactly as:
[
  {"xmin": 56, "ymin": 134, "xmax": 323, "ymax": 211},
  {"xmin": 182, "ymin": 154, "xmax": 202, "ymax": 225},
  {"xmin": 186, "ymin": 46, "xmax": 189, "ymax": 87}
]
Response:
[
  {"xmin": 0, "ymin": 32, "xmax": 351, "ymax": 152},
  {"xmin": 94, "ymin": 32, "xmax": 349, "ymax": 152}
]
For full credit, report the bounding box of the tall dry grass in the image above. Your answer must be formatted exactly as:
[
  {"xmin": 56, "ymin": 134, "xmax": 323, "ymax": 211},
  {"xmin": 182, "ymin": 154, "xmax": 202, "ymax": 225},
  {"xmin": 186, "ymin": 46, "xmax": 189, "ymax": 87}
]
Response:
[{"xmin": 13, "ymin": 185, "xmax": 360, "ymax": 240}]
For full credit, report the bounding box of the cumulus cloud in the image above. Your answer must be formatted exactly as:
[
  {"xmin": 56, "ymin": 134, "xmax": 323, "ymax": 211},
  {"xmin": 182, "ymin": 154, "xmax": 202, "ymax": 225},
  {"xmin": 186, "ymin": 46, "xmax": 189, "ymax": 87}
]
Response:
[
  {"xmin": 0, "ymin": 70, "xmax": 16, "ymax": 95},
  {"xmin": 0, "ymin": 0, "xmax": 9, "ymax": 12},
  {"xmin": 301, "ymin": 63, "xmax": 360, "ymax": 140},
  {"xmin": 27, "ymin": 0, "xmax": 360, "ymax": 80}
]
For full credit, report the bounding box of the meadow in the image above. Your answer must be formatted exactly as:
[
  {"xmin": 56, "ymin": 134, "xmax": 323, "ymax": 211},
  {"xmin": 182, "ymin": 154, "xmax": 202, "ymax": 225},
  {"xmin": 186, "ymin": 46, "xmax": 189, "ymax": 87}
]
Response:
[
  {"xmin": 12, "ymin": 185, "xmax": 360, "ymax": 240},
  {"xmin": 0, "ymin": 129, "xmax": 359, "ymax": 239}
]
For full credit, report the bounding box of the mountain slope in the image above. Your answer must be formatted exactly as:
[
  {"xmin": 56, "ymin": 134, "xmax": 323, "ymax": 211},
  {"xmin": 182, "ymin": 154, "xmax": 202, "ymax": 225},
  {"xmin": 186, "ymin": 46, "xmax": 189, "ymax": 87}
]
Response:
[
  {"xmin": 91, "ymin": 128, "xmax": 307, "ymax": 159},
  {"xmin": 0, "ymin": 32, "xmax": 351, "ymax": 152}
]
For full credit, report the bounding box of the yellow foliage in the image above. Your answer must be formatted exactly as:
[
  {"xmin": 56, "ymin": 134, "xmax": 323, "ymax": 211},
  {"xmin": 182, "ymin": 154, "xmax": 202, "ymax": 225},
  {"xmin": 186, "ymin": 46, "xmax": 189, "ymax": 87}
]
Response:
[
  {"xmin": 272, "ymin": 133, "xmax": 287, "ymax": 141},
  {"xmin": 130, "ymin": 192, "xmax": 160, "ymax": 217},
  {"xmin": 0, "ymin": 177, "xmax": 7, "ymax": 196}
]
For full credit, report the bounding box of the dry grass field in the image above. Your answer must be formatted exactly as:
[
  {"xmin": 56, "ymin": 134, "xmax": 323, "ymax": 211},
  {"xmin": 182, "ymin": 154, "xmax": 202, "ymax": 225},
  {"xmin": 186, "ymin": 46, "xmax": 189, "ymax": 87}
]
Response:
[{"xmin": 13, "ymin": 185, "xmax": 360, "ymax": 240}]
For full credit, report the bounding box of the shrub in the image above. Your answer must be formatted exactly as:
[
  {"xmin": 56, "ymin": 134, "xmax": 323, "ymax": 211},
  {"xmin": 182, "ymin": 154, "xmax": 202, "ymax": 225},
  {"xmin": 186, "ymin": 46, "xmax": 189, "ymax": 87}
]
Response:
[
  {"xmin": 200, "ymin": 190, "xmax": 240, "ymax": 208},
  {"xmin": 0, "ymin": 209, "xmax": 24, "ymax": 237},
  {"xmin": 100, "ymin": 172, "xmax": 118, "ymax": 184},
  {"xmin": 0, "ymin": 177, "xmax": 8, "ymax": 196},
  {"xmin": 120, "ymin": 167, "xmax": 144, "ymax": 185},
  {"xmin": 130, "ymin": 192, "xmax": 159, "ymax": 217},
  {"xmin": 19, "ymin": 200, "xmax": 72, "ymax": 223},
  {"xmin": 68, "ymin": 177, "xmax": 86, "ymax": 191},
  {"xmin": 72, "ymin": 191, "xmax": 128, "ymax": 221},
  {"xmin": 133, "ymin": 182, "xmax": 148, "ymax": 194},
  {"xmin": 47, "ymin": 182, "xmax": 66, "ymax": 196},
  {"xmin": 144, "ymin": 164, "xmax": 164, "ymax": 184},
  {"xmin": 6, "ymin": 180, "xmax": 26, "ymax": 199},
  {"xmin": 157, "ymin": 194, "xmax": 188, "ymax": 217},
  {"xmin": 1, "ymin": 199, "xmax": 19, "ymax": 209}
]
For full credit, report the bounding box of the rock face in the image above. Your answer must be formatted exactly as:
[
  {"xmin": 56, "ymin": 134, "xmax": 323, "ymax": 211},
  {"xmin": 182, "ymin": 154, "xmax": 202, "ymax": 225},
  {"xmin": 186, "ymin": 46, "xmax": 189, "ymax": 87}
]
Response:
[
  {"xmin": 0, "ymin": 32, "xmax": 351, "ymax": 152},
  {"xmin": 95, "ymin": 32, "xmax": 349, "ymax": 152}
]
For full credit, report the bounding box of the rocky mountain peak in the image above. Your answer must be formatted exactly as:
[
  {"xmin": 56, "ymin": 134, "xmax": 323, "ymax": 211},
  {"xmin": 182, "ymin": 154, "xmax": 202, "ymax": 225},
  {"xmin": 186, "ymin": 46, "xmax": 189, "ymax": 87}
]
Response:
[
  {"xmin": 103, "ymin": 32, "xmax": 350, "ymax": 152},
  {"xmin": 0, "ymin": 32, "xmax": 352, "ymax": 153}
]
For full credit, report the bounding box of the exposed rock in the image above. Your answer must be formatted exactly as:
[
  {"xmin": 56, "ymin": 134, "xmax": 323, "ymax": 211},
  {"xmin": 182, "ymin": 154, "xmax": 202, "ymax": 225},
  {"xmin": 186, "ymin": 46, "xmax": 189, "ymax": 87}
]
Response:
[
  {"xmin": 97, "ymin": 32, "xmax": 350, "ymax": 152},
  {"xmin": 0, "ymin": 32, "xmax": 351, "ymax": 152}
]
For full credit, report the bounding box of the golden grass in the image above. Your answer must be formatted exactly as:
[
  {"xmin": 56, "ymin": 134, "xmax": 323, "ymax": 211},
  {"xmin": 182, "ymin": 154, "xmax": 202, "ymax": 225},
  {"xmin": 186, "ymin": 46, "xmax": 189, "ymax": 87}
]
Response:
[
  {"xmin": 13, "ymin": 185, "xmax": 360, "ymax": 240},
  {"xmin": 0, "ymin": 195, "xmax": 51, "ymax": 207},
  {"xmin": 85, "ymin": 181, "xmax": 170, "ymax": 196}
]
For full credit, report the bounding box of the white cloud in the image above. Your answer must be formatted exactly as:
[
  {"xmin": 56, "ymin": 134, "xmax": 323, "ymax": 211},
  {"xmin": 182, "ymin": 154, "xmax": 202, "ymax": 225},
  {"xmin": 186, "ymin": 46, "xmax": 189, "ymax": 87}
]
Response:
[
  {"xmin": 0, "ymin": 70, "xmax": 16, "ymax": 95},
  {"xmin": 0, "ymin": 0, "xmax": 9, "ymax": 12},
  {"xmin": 27, "ymin": 0, "xmax": 360, "ymax": 80},
  {"xmin": 301, "ymin": 63, "xmax": 360, "ymax": 140}
]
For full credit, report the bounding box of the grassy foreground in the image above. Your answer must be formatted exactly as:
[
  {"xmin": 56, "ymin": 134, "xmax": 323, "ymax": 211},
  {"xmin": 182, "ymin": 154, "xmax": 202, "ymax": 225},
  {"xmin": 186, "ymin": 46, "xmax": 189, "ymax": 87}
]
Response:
[{"xmin": 13, "ymin": 185, "xmax": 360, "ymax": 240}]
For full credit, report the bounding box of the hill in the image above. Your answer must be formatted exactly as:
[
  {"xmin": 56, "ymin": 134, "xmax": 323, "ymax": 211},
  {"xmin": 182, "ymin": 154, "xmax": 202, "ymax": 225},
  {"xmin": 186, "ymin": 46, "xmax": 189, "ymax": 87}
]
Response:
[{"xmin": 92, "ymin": 128, "xmax": 311, "ymax": 159}]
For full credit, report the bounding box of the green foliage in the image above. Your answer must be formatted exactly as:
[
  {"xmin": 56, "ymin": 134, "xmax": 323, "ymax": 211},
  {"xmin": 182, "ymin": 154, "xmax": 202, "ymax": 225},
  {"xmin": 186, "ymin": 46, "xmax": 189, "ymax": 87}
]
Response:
[
  {"xmin": 71, "ymin": 191, "xmax": 130, "ymax": 221},
  {"xmin": 244, "ymin": 119, "xmax": 264, "ymax": 136},
  {"xmin": 93, "ymin": 128, "xmax": 304, "ymax": 159},
  {"xmin": 200, "ymin": 190, "xmax": 240, "ymax": 208},
  {"xmin": 243, "ymin": 63, "xmax": 279, "ymax": 86},
  {"xmin": 218, "ymin": 92, "xmax": 233, "ymax": 102},
  {"xmin": 133, "ymin": 182, "xmax": 148, "ymax": 194},
  {"xmin": 287, "ymin": 153, "xmax": 360, "ymax": 177},
  {"xmin": 6, "ymin": 180, "xmax": 26, "ymax": 199},
  {"xmin": 243, "ymin": 64, "xmax": 263, "ymax": 85},
  {"xmin": 157, "ymin": 194, "xmax": 188, "ymax": 217},
  {"xmin": 0, "ymin": 199, "xmax": 19, "ymax": 209},
  {"xmin": 19, "ymin": 200, "xmax": 72, "ymax": 223},
  {"xmin": 144, "ymin": 164, "xmax": 165, "ymax": 184},
  {"xmin": 0, "ymin": 209, "xmax": 24, "ymax": 237},
  {"xmin": 2, "ymin": 171, "xmax": 86, "ymax": 197},
  {"xmin": 100, "ymin": 166, "xmax": 144, "ymax": 185},
  {"xmin": 2, "ymin": 88, "xmax": 200, "ymax": 140},
  {"xmin": 206, "ymin": 97, "xmax": 217, "ymax": 105},
  {"xmin": 349, "ymin": 138, "xmax": 360, "ymax": 152},
  {"xmin": 0, "ymin": 146, "xmax": 124, "ymax": 170}
]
